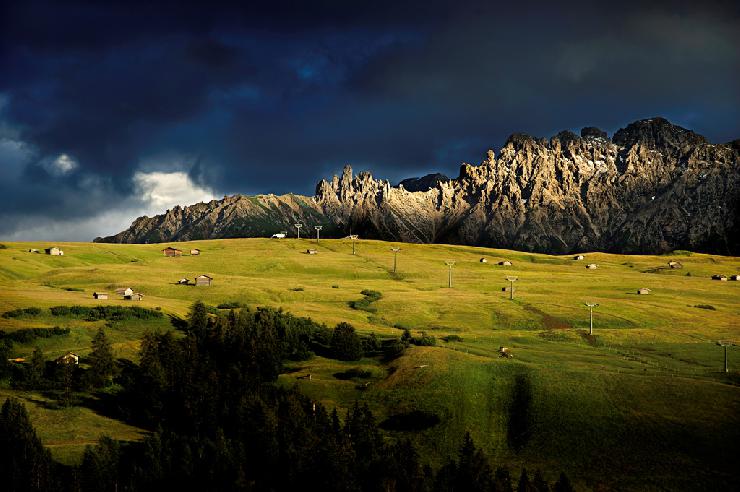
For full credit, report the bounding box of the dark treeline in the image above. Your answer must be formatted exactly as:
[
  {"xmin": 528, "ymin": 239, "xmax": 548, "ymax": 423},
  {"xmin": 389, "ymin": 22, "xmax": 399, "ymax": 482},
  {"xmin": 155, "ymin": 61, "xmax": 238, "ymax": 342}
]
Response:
[
  {"xmin": 0, "ymin": 302, "xmax": 573, "ymax": 491},
  {"xmin": 0, "ymin": 326, "xmax": 70, "ymax": 344},
  {"xmin": 2, "ymin": 305, "xmax": 164, "ymax": 321}
]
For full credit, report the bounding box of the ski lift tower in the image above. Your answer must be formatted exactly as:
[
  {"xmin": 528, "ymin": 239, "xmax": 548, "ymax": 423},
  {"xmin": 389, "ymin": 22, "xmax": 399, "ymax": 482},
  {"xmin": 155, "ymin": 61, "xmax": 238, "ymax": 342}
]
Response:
[
  {"xmin": 584, "ymin": 303, "xmax": 599, "ymax": 335},
  {"xmin": 349, "ymin": 234, "xmax": 359, "ymax": 255},
  {"xmin": 717, "ymin": 341, "xmax": 735, "ymax": 373},
  {"xmin": 505, "ymin": 276, "xmax": 518, "ymax": 300},
  {"xmin": 391, "ymin": 247, "xmax": 401, "ymax": 273},
  {"xmin": 446, "ymin": 260, "xmax": 455, "ymax": 288}
]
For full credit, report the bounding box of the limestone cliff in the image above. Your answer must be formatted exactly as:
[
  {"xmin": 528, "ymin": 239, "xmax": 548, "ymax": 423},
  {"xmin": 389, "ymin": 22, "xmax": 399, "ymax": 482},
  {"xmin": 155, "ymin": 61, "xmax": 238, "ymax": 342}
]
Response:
[{"xmin": 95, "ymin": 118, "xmax": 740, "ymax": 255}]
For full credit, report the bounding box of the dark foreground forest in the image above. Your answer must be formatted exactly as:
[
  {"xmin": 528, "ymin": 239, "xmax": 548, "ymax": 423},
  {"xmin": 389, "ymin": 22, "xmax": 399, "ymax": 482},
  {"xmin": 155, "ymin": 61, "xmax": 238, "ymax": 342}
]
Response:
[{"xmin": 0, "ymin": 303, "xmax": 574, "ymax": 491}]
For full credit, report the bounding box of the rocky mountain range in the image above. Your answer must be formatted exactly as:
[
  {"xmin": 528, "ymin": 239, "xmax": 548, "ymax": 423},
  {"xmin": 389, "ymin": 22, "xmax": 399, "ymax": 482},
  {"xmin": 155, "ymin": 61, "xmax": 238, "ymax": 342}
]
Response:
[{"xmin": 95, "ymin": 118, "xmax": 740, "ymax": 255}]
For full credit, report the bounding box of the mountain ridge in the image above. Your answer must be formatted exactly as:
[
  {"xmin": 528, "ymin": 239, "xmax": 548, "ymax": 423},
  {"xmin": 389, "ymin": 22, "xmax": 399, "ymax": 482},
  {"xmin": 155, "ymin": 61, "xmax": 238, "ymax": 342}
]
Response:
[{"xmin": 95, "ymin": 118, "xmax": 740, "ymax": 255}]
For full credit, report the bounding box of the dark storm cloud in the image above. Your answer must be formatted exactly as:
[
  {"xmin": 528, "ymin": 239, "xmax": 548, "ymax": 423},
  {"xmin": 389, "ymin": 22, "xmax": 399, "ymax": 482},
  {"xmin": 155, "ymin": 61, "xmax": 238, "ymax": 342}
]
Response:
[{"xmin": 0, "ymin": 0, "xmax": 738, "ymax": 239}]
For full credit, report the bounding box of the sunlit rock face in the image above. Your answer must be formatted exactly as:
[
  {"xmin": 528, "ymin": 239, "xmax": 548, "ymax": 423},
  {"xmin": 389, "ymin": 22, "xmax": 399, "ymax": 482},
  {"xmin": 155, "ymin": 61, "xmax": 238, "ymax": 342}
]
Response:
[{"xmin": 97, "ymin": 118, "xmax": 740, "ymax": 255}]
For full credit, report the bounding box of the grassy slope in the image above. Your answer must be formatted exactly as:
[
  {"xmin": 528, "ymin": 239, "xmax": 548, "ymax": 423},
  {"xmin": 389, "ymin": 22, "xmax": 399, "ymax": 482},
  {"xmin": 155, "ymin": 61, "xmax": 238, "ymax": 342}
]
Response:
[{"xmin": 0, "ymin": 239, "xmax": 739, "ymax": 489}]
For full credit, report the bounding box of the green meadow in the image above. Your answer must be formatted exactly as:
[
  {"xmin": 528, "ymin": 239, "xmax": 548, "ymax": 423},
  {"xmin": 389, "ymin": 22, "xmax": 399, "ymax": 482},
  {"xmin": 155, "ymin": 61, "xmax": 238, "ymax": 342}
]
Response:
[{"xmin": 0, "ymin": 238, "xmax": 739, "ymax": 489}]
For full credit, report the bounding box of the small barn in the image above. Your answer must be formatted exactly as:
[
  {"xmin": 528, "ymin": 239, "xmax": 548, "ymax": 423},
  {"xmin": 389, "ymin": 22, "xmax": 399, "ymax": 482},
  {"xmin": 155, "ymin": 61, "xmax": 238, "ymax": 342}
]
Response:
[
  {"xmin": 479, "ymin": 258, "xmax": 488, "ymax": 263},
  {"xmin": 712, "ymin": 274, "xmax": 728, "ymax": 281},
  {"xmin": 125, "ymin": 292, "xmax": 144, "ymax": 301},
  {"xmin": 498, "ymin": 260, "xmax": 512, "ymax": 266},
  {"xmin": 115, "ymin": 287, "xmax": 134, "ymax": 297},
  {"xmin": 574, "ymin": 255, "xmax": 584, "ymax": 260},
  {"xmin": 306, "ymin": 249, "xmax": 317, "ymax": 255},
  {"xmin": 730, "ymin": 275, "xmax": 740, "ymax": 281},
  {"xmin": 271, "ymin": 232, "xmax": 287, "ymax": 239},
  {"xmin": 28, "ymin": 248, "xmax": 40, "ymax": 253},
  {"xmin": 93, "ymin": 292, "xmax": 109, "ymax": 300},
  {"xmin": 637, "ymin": 288, "xmax": 651, "ymax": 295},
  {"xmin": 56, "ymin": 352, "xmax": 79, "ymax": 365},
  {"xmin": 45, "ymin": 247, "xmax": 63, "ymax": 256},
  {"xmin": 162, "ymin": 247, "xmax": 182, "ymax": 257},
  {"xmin": 586, "ymin": 263, "xmax": 598, "ymax": 269},
  {"xmin": 195, "ymin": 274, "xmax": 212, "ymax": 286},
  {"xmin": 668, "ymin": 261, "xmax": 683, "ymax": 269},
  {"xmin": 190, "ymin": 248, "xmax": 201, "ymax": 255}
]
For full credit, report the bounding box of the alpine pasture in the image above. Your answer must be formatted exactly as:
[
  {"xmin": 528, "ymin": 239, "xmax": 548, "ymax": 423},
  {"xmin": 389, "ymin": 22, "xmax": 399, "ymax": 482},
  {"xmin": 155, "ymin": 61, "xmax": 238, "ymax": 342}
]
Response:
[{"xmin": 0, "ymin": 238, "xmax": 738, "ymax": 489}]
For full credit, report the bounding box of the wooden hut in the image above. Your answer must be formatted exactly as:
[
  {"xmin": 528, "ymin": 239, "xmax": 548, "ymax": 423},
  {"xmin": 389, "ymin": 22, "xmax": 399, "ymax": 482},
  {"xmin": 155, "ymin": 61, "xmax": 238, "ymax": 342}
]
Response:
[
  {"xmin": 668, "ymin": 261, "xmax": 683, "ymax": 269},
  {"xmin": 162, "ymin": 247, "xmax": 182, "ymax": 257},
  {"xmin": 479, "ymin": 258, "xmax": 488, "ymax": 263},
  {"xmin": 45, "ymin": 246, "xmax": 63, "ymax": 256},
  {"xmin": 573, "ymin": 255, "xmax": 584, "ymax": 260},
  {"xmin": 93, "ymin": 292, "xmax": 109, "ymax": 300},
  {"xmin": 195, "ymin": 274, "xmax": 213, "ymax": 286},
  {"xmin": 712, "ymin": 274, "xmax": 728, "ymax": 281},
  {"xmin": 498, "ymin": 260, "xmax": 512, "ymax": 266},
  {"xmin": 125, "ymin": 292, "xmax": 144, "ymax": 301},
  {"xmin": 306, "ymin": 249, "xmax": 317, "ymax": 255},
  {"xmin": 190, "ymin": 249, "xmax": 201, "ymax": 255},
  {"xmin": 115, "ymin": 287, "xmax": 134, "ymax": 297},
  {"xmin": 56, "ymin": 352, "xmax": 79, "ymax": 365},
  {"xmin": 586, "ymin": 263, "xmax": 598, "ymax": 269},
  {"xmin": 730, "ymin": 275, "xmax": 740, "ymax": 281},
  {"xmin": 637, "ymin": 288, "xmax": 651, "ymax": 295}
]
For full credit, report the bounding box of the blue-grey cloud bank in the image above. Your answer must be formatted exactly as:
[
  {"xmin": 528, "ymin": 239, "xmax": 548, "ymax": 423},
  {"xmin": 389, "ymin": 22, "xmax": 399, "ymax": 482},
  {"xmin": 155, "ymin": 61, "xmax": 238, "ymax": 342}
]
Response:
[{"xmin": 1, "ymin": 0, "xmax": 738, "ymax": 240}]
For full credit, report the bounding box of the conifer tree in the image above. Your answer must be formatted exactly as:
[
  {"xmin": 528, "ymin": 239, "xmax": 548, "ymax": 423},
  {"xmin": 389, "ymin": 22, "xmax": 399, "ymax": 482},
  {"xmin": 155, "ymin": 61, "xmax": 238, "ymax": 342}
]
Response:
[
  {"xmin": 330, "ymin": 322, "xmax": 363, "ymax": 361},
  {"xmin": 518, "ymin": 468, "xmax": 536, "ymax": 492},
  {"xmin": 554, "ymin": 472, "xmax": 574, "ymax": 492},
  {"xmin": 0, "ymin": 398, "xmax": 53, "ymax": 491},
  {"xmin": 88, "ymin": 327, "xmax": 116, "ymax": 388},
  {"xmin": 188, "ymin": 300, "xmax": 209, "ymax": 340},
  {"xmin": 29, "ymin": 346, "xmax": 46, "ymax": 389},
  {"xmin": 532, "ymin": 470, "xmax": 550, "ymax": 492}
]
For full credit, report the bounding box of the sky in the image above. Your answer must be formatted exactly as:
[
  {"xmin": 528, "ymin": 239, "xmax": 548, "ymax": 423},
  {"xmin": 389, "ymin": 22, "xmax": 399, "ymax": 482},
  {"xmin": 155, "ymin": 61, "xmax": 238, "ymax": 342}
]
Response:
[{"xmin": 1, "ymin": 0, "xmax": 739, "ymax": 241}]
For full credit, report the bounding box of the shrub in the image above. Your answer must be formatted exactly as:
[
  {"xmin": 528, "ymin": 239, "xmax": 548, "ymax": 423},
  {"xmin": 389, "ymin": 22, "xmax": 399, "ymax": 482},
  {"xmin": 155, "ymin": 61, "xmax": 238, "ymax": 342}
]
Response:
[
  {"xmin": 0, "ymin": 327, "xmax": 70, "ymax": 344},
  {"xmin": 411, "ymin": 332, "xmax": 436, "ymax": 346},
  {"xmin": 333, "ymin": 368, "xmax": 372, "ymax": 380},
  {"xmin": 330, "ymin": 322, "xmax": 363, "ymax": 361},
  {"xmin": 49, "ymin": 305, "xmax": 163, "ymax": 321},
  {"xmin": 348, "ymin": 290, "xmax": 382, "ymax": 312},
  {"xmin": 290, "ymin": 287, "xmax": 305, "ymax": 292},
  {"xmin": 442, "ymin": 334, "xmax": 463, "ymax": 342},
  {"xmin": 216, "ymin": 301, "xmax": 242, "ymax": 309},
  {"xmin": 362, "ymin": 332, "xmax": 381, "ymax": 353},
  {"xmin": 694, "ymin": 304, "xmax": 716, "ymax": 310},
  {"xmin": 2, "ymin": 307, "xmax": 43, "ymax": 319},
  {"xmin": 0, "ymin": 243, "xmax": 7, "ymax": 249},
  {"xmin": 383, "ymin": 339, "xmax": 406, "ymax": 360},
  {"xmin": 64, "ymin": 287, "xmax": 84, "ymax": 292}
]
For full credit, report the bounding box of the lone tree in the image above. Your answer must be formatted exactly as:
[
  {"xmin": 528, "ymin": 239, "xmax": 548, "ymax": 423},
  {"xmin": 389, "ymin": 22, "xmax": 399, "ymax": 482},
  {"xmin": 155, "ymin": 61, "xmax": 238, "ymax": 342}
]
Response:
[
  {"xmin": 28, "ymin": 347, "xmax": 46, "ymax": 389},
  {"xmin": 330, "ymin": 322, "xmax": 363, "ymax": 361},
  {"xmin": 189, "ymin": 300, "xmax": 209, "ymax": 340},
  {"xmin": 88, "ymin": 327, "xmax": 116, "ymax": 388}
]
